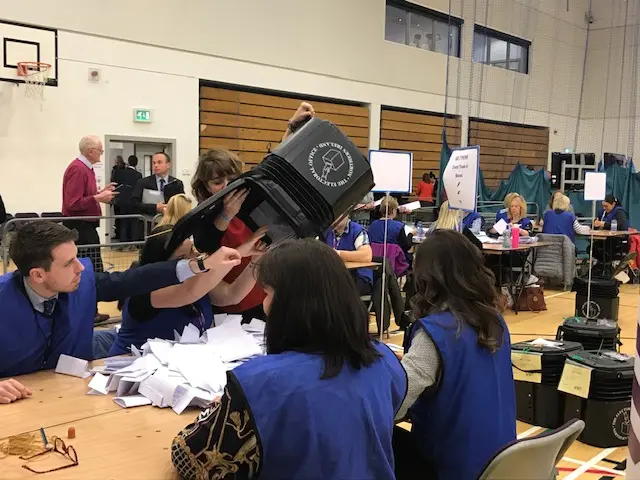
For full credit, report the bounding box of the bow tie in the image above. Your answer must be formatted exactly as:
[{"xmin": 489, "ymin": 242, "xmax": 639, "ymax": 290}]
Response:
[{"xmin": 43, "ymin": 298, "xmax": 57, "ymax": 317}]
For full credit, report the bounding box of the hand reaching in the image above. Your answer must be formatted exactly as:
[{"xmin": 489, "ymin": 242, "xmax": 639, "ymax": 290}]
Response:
[
  {"xmin": 222, "ymin": 189, "xmax": 249, "ymax": 220},
  {"xmin": 289, "ymin": 102, "xmax": 315, "ymax": 129},
  {"xmin": 94, "ymin": 189, "xmax": 118, "ymax": 204},
  {"xmin": 0, "ymin": 378, "xmax": 32, "ymax": 404},
  {"xmin": 205, "ymin": 246, "xmax": 242, "ymax": 270},
  {"xmin": 236, "ymin": 227, "xmax": 268, "ymax": 257}
]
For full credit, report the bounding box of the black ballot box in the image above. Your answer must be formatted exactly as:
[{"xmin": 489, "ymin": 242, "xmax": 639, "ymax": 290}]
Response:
[
  {"xmin": 512, "ymin": 340, "xmax": 583, "ymax": 429},
  {"xmin": 563, "ymin": 351, "xmax": 633, "ymax": 447},
  {"xmin": 556, "ymin": 317, "xmax": 620, "ymax": 352},
  {"xmin": 166, "ymin": 118, "xmax": 374, "ymax": 253},
  {"xmin": 573, "ymin": 277, "xmax": 619, "ymax": 322}
]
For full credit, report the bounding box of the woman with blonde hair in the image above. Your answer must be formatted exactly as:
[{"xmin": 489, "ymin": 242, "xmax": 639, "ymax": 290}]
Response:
[
  {"xmin": 491, "ymin": 193, "xmax": 532, "ymax": 236},
  {"xmin": 430, "ymin": 201, "xmax": 463, "ymax": 231},
  {"xmin": 157, "ymin": 194, "xmax": 193, "ymax": 227},
  {"xmin": 542, "ymin": 194, "xmax": 589, "ymax": 243}
]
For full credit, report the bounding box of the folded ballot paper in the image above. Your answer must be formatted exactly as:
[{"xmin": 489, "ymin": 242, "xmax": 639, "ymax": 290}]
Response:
[{"xmin": 86, "ymin": 315, "xmax": 266, "ymax": 414}]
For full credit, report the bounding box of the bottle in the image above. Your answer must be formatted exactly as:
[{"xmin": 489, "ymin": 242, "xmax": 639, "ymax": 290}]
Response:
[
  {"xmin": 511, "ymin": 225, "xmax": 520, "ymax": 248},
  {"xmin": 503, "ymin": 225, "xmax": 512, "ymax": 248},
  {"xmin": 417, "ymin": 221, "xmax": 424, "ymax": 239},
  {"xmin": 611, "ymin": 219, "xmax": 618, "ymax": 232}
]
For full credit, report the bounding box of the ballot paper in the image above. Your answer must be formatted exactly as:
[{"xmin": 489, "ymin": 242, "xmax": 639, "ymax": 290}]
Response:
[
  {"xmin": 242, "ymin": 319, "xmax": 266, "ymax": 335},
  {"xmin": 400, "ymin": 201, "xmax": 421, "ymax": 212},
  {"xmin": 113, "ymin": 395, "xmax": 153, "ymax": 408},
  {"xmin": 55, "ymin": 354, "xmax": 90, "ymax": 378},
  {"xmin": 493, "ymin": 218, "xmax": 508, "ymax": 235},
  {"xmin": 172, "ymin": 385, "xmax": 215, "ymax": 415},
  {"xmin": 88, "ymin": 373, "xmax": 110, "ymax": 395},
  {"xmin": 180, "ymin": 324, "xmax": 202, "ymax": 344}
]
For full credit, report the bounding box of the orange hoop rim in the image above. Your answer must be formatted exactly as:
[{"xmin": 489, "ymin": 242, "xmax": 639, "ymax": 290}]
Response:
[{"xmin": 16, "ymin": 62, "xmax": 51, "ymax": 76}]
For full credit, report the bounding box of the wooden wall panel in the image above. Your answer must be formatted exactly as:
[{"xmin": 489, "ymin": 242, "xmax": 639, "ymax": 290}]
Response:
[
  {"xmin": 199, "ymin": 86, "xmax": 370, "ymax": 170},
  {"xmin": 469, "ymin": 119, "xmax": 549, "ymax": 189},
  {"xmin": 379, "ymin": 108, "xmax": 461, "ymax": 190}
]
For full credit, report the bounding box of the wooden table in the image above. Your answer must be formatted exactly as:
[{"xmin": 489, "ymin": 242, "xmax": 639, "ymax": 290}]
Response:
[
  {"xmin": 579, "ymin": 229, "xmax": 639, "ymax": 238},
  {"xmin": 0, "ymin": 369, "xmax": 192, "ymax": 479},
  {"xmin": 344, "ymin": 261, "xmax": 381, "ymax": 270},
  {"xmin": 482, "ymin": 241, "xmax": 554, "ymax": 255}
]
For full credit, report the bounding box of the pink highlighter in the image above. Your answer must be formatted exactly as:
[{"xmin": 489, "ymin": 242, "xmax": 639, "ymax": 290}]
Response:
[{"xmin": 511, "ymin": 225, "xmax": 520, "ymax": 248}]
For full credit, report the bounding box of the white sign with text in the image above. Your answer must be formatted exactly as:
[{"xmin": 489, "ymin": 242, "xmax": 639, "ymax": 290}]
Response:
[{"xmin": 442, "ymin": 146, "xmax": 480, "ymax": 212}]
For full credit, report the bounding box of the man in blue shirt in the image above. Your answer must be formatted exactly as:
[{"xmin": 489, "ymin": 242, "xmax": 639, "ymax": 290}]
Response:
[{"xmin": 0, "ymin": 221, "xmax": 241, "ymax": 404}]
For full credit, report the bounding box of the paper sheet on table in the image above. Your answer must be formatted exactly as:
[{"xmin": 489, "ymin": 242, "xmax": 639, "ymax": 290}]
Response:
[
  {"xmin": 88, "ymin": 373, "xmax": 110, "ymax": 395},
  {"xmin": 55, "ymin": 354, "xmax": 90, "ymax": 378},
  {"xmin": 206, "ymin": 323, "xmax": 262, "ymax": 362},
  {"xmin": 142, "ymin": 188, "xmax": 163, "ymax": 205},
  {"xmin": 170, "ymin": 344, "xmax": 227, "ymax": 393},
  {"xmin": 400, "ymin": 201, "xmax": 421, "ymax": 212},
  {"xmin": 493, "ymin": 218, "xmax": 508, "ymax": 235},
  {"xmin": 148, "ymin": 340, "xmax": 174, "ymax": 365},
  {"xmin": 180, "ymin": 324, "xmax": 202, "ymax": 344},
  {"xmin": 404, "ymin": 225, "xmax": 415, "ymax": 236},
  {"xmin": 139, "ymin": 369, "xmax": 187, "ymax": 408},
  {"xmin": 114, "ymin": 395, "xmax": 153, "ymax": 409},
  {"xmin": 221, "ymin": 315, "xmax": 243, "ymax": 327},
  {"xmin": 172, "ymin": 385, "xmax": 216, "ymax": 414},
  {"xmin": 242, "ymin": 319, "xmax": 266, "ymax": 334}
]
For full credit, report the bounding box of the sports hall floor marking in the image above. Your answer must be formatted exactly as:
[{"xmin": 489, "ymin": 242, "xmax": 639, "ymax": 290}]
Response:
[
  {"xmin": 546, "ymin": 291, "xmax": 572, "ymax": 299},
  {"xmin": 564, "ymin": 448, "xmax": 618, "ymax": 480},
  {"xmin": 517, "ymin": 426, "xmax": 541, "ymax": 439},
  {"xmin": 563, "ymin": 457, "xmax": 625, "ymax": 477}
]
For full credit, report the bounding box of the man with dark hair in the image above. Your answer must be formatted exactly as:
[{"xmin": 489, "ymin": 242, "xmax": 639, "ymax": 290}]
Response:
[
  {"xmin": 0, "ymin": 221, "xmax": 238, "ymax": 403},
  {"xmin": 131, "ymin": 151, "xmax": 184, "ymax": 217}
]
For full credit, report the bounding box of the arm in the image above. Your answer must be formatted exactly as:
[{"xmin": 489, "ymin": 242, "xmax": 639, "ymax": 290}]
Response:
[
  {"xmin": 604, "ymin": 209, "xmax": 629, "ymax": 231},
  {"xmin": 131, "ymin": 179, "xmax": 159, "ymax": 216},
  {"xmin": 397, "ymin": 227, "xmax": 412, "ymax": 252},
  {"xmin": 0, "ymin": 378, "xmax": 32, "ymax": 405},
  {"xmin": 63, "ymin": 169, "xmax": 97, "ymax": 214},
  {"xmin": 573, "ymin": 219, "xmax": 591, "ymax": 235},
  {"xmin": 395, "ymin": 329, "xmax": 441, "ymax": 421},
  {"xmin": 282, "ymin": 102, "xmax": 315, "ymax": 141},
  {"xmin": 209, "ymin": 262, "xmax": 257, "ymax": 307},
  {"xmin": 337, "ymin": 244, "xmax": 372, "ymax": 263},
  {"xmin": 95, "ymin": 259, "xmax": 180, "ymax": 302},
  {"xmin": 171, "ymin": 378, "xmax": 260, "ymax": 479}
]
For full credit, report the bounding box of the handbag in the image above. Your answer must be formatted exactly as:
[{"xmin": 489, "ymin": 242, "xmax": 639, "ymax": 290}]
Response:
[{"xmin": 515, "ymin": 284, "xmax": 547, "ymax": 312}]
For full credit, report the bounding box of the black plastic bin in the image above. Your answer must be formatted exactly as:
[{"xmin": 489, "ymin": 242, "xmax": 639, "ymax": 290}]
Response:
[{"xmin": 556, "ymin": 317, "xmax": 620, "ymax": 352}]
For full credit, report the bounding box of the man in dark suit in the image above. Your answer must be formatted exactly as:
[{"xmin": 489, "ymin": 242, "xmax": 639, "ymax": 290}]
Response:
[
  {"xmin": 131, "ymin": 152, "xmax": 184, "ymax": 220},
  {"xmin": 113, "ymin": 155, "xmax": 143, "ymax": 242}
]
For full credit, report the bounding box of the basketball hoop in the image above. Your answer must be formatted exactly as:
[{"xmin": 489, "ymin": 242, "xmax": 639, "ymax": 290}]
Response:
[{"xmin": 16, "ymin": 62, "xmax": 51, "ymax": 102}]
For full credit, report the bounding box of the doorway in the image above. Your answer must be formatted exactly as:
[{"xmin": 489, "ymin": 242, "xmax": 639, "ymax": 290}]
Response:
[{"xmin": 104, "ymin": 135, "xmax": 177, "ymax": 244}]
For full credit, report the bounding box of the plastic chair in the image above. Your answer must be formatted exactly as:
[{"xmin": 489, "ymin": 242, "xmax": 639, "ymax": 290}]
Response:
[
  {"xmin": 41, "ymin": 211, "xmax": 64, "ymax": 219},
  {"xmin": 477, "ymin": 418, "xmax": 585, "ymax": 480}
]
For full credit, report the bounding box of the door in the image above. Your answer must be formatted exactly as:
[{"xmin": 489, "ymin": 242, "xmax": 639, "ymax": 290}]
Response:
[{"xmin": 134, "ymin": 143, "xmax": 174, "ymax": 178}]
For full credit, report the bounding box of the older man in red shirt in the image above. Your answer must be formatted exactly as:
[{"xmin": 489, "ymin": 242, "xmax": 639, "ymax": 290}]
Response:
[{"xmin": 62, "ymin": 135, "xmax": 117, "ymax": 321}]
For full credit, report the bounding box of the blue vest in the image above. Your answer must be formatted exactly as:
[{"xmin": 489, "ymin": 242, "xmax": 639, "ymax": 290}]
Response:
[
  {"xmin": 495, "ymin": 209, "xmax": 508, "ymax": 223},
  {"xmin": 407, "ymin": 311, "xmax": 516, "ymax": 479},
  {"xmin": 324, "ymin": 221, "xmax": 373, "ymax": 285},
  {"xmin": 110, "ymin": 297, "xmax": 213, "ymax": 356},
  {"xmin": 0, "ymin": 258, "xmax": 97, "ymax": 377},
  {"xmin": 598, "ymin": 205, "xmax": 626, "ymax": 230},
  {"xmin": 543, "ymin": 210, "xmax": 576, "ymax": 242},
  {"xmin": 463, "ymin": 211, "xmax": 483, "ymax": 230},
  {"xmin": 232, "ymin": 342, "xmax": 407, "ymax": 479},
  {"xmin": 368, "ymin": 218, "xmax": 404, "ymax": 246}
]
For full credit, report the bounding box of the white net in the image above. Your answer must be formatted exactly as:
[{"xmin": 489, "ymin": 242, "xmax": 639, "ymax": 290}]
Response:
[{"xmin": 17, "ymin": 63, "xmax": 50, "ymax": 103}]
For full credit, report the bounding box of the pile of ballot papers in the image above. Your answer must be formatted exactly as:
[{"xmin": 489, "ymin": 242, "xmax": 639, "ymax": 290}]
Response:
[{"xmin": 86, "ymin": 314, "xmax": 266, "ymax": 414}]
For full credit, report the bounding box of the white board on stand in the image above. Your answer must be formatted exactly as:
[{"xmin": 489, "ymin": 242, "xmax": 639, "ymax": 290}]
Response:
[
  {"xmin": 442, "ymin": 146, "xmax": 480, "ymax": 212},
  {"xmin": 584, "ymin": 172, "xmax": 607, "ymax": 201},
  {"xmin": 369, "ymin": 150, "xmax": 412, "ymax": 193}
]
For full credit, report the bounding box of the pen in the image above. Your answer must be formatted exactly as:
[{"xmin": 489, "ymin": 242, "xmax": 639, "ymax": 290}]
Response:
[{"xmin": 40, "ymin": 427, "xmax": 48, "ymax": 446}]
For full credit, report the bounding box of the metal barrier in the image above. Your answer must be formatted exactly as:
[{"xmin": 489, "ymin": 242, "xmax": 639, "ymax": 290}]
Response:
[{"xmin": 1, "ymin": 214, "xmax": 148, "ymax": 273}]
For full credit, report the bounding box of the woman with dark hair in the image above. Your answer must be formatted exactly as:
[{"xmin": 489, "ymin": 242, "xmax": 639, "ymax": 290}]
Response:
[
  {"xmin": 415, "ymin": 172, "xmax": 434, "ymax": 206},
  {"xmin": 591, "ymin": 194, "xmax": 630, "ymax": 263},
  {"xmin": 394, "ymin": 230, "xmax": 515, "ymax": 480},
  {"xmin": 172, "ymin": 239, "xmax": 407, "ymax": 480},
  {"xmin": 190, "ymin": 103, "xmax": 315, "ymax": 321},
  {"xmin": 108, "ymin": 225, "xmax": 267, "ymax": 355}
]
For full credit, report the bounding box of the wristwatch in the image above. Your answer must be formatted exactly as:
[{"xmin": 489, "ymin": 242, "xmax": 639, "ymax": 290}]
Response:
[{"xmin": 194, "ymin": 254, "xmax": 210, "ymax": 273}]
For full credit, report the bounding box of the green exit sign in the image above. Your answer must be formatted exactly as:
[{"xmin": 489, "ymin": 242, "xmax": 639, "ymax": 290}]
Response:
[{"xmin": 133, "ymin": 108, "xmax": 152, "ymax": 123}]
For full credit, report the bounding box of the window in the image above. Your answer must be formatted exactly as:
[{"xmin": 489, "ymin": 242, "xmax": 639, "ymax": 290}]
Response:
[
  {"xmin": 385, "ymin": 1, "xmax": 462, "ymax": 57},
  {"xmin": 472, "ymin": 25, "xmax": 530, "ymax": 74}
]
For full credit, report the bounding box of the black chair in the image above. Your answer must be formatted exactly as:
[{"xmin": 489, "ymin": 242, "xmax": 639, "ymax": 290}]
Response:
[
  {"xmin": 12, "ymin": 212, "xmax": 40, "ymax": 231},
  {"xmin": 41, "ymin": 211, "xmax": 64, "ymax": 219}
]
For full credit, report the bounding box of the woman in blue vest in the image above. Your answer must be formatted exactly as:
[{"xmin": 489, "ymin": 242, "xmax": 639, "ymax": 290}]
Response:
[
  {"xmin": 542, "ymin": 193, "xmax": 589, "ymax": 242},
  {"xmin": 394, "ymin": 229, "xmax": 516, "ymax": 480},
  {"xmin": 368, "ymin": 196, "xmax": 412, "ymax": 261},
  {"xmin": 491, "ymin": 192, "xmax": 532, "ymax": 235},
  {"xmin": 109, "ymin": 225, "xmax": 267, "ymax": 355},
  {"xmin": 591, "ymin": 194, "xmax": 630, "ymax": 263},
  {"xmin": 171, "ymin": 239, "xmax": 407, "ymax": 479}
]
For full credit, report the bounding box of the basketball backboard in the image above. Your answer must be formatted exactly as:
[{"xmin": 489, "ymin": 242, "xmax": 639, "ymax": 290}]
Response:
[{"xmin": 0, "ymin": 20, "xmax": 57, "ymax": 86}]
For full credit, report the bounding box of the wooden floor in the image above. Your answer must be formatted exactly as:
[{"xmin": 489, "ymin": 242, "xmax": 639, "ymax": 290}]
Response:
[
  {"xmin": 2, "ymin": 253, "xmax": 635, "ymax": 477},
  {"xmin": 381, "ymin": 284, "xmax": 637, "ymax": 479}
]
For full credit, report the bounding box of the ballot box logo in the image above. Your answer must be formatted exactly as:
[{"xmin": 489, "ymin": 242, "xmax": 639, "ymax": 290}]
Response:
[
  {"xmin": 612, "ymin": 407, "xmax": 631, "ymax": 441},
  {"xmin": 308, "ymin": 142, "xmax": 354, "ymax": 188}
]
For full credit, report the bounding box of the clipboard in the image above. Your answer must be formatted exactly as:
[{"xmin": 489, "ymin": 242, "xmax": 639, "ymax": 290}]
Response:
[
  {"xmin": 163, "ymin": 180, "xmax": 184, "ymax": 202},
  {"xmin": 142, "ymin": 188, "xmax": 163, "ymax": 205}
]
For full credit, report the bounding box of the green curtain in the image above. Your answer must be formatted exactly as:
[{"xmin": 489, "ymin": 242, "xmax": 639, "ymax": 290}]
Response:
[{"xmin": 437, "ymin": 130, "xmax": 452, "ymax": 207}]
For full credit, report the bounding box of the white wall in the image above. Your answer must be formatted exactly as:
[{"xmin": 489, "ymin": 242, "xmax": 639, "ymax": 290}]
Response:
[
  {"xmin": 577, "ymin": 0, "xmax": 640, "ymax": 159},
  {"xmin": 0, "ymin": 0, "xmax": 592, "ymax": 215}
]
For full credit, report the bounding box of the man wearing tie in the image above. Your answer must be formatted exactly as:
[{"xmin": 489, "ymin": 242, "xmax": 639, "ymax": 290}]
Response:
[{"xmin": 131, "ymin": 152, "xmax": 184, "ymax": 218}]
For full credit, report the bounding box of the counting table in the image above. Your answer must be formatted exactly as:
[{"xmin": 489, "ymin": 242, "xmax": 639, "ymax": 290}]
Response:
[{"xmin": 1, "ymin": 368, "xmax": 189, "ymax": 479}]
